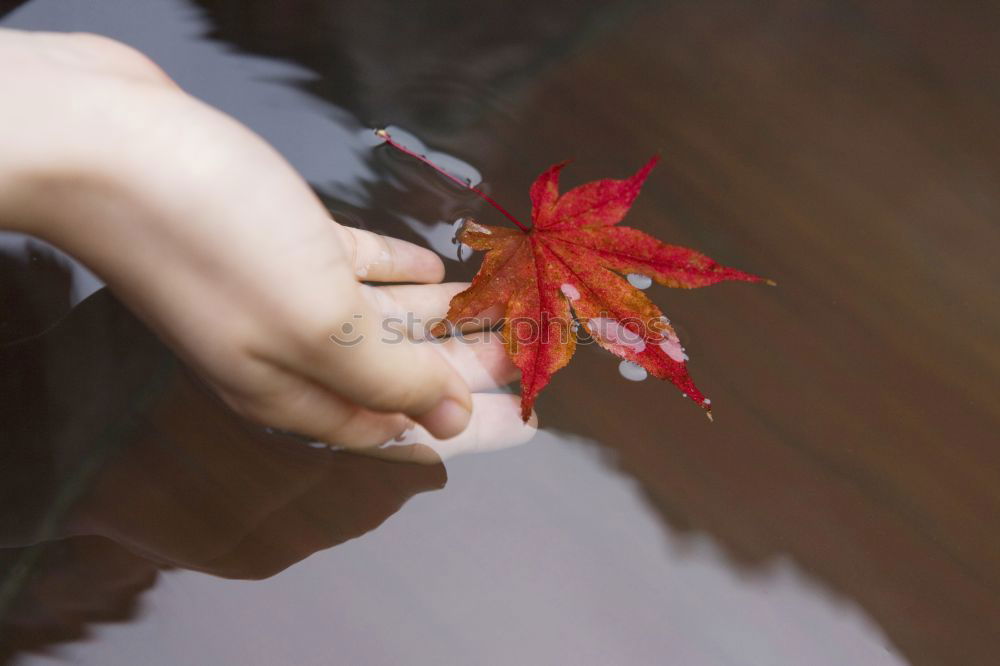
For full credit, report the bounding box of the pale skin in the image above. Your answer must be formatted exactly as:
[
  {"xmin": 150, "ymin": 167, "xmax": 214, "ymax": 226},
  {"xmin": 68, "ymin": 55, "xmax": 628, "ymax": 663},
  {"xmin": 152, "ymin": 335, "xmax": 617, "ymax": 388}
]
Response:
[{"xmin": 0, "ymin": 28, "xmax": 534, "ymax": 462}]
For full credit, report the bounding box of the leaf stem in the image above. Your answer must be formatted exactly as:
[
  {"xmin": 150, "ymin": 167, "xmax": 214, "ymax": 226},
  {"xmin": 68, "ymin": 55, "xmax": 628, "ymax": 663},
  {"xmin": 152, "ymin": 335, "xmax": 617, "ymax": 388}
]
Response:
[{"xmin": 375, "ymin": 129, "xmax": 530, "ymax": 233}]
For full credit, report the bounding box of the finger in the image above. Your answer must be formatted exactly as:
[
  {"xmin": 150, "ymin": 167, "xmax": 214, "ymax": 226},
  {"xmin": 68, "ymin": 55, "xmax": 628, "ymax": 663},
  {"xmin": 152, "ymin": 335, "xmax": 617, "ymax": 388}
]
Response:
[
  {"xmin": 296, "ymin": 286, "xmax": 472, "ymax": 438},
  {"xmin": 219, "ymin": 365, "xmax": 409, "ymax": 449},
  {"xmin": 336, "ymin": 224, "xmax": 444, "ymax": 283},
  {"xmin": 356, "ymin": 286, "xmax": 517, "ymax": 388},
  {"xmin": 371, "ymin": 283, "xmax": 504, "ymax": 338},
  {"xmin": 353, "ymin": 394, "xmax": 538, "ymax": 464},
  {"xmin": 438, "ymin": 332, "xmax": 520, "ymax": 390},
  {"xmin": 457, "ymin": 305, "xmax": 504, "ymax": 333},
  {"xmin": 370, "ymin": 282, "xmax": 466, "ymax": 335}
]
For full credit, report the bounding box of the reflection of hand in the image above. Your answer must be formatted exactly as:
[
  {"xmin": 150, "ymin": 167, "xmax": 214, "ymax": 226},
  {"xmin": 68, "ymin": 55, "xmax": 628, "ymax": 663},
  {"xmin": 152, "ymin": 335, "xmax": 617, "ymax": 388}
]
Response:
[
  {"xmin": 71, "ymin": 366, "xmax": 453, "ymax": 578},
  {"xmin": 0, "ymin": 535, "xmax": 158, "ymax": 653},
  {"xmin": 0, "ymin": 28, "xmax": 529, "ymax": 448},
  {"xmin": 0, "ymin": 286, "xmax": 532, "ymax": 581},
  {"xmin": 0, "ymin": 304, "xmax": 450, "ymax": 653},
  {"xmin": 69, "ymin": 345, "xmax": 525, "ymax": 578}
]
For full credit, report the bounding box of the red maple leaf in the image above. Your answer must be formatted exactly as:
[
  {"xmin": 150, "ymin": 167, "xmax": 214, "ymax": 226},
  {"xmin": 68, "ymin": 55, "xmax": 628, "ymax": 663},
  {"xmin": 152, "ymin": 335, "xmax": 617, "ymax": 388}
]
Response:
[{"xmin": 377, "ymin": 130, "xmax": 772, "ymax": 421}]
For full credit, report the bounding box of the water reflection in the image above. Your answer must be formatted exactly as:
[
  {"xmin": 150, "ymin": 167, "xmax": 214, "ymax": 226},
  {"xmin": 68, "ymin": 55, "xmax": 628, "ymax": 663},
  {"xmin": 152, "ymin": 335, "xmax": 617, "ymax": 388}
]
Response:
[{"xmin": 0, "ymin": 261, "xmax": 447, "ymax": 656}]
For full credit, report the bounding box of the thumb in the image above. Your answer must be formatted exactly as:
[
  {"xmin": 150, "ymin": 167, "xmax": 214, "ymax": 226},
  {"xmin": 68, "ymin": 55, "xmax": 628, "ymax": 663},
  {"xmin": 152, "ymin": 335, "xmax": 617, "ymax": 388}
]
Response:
[{"xmin": 296, "ymin": 286, "xmax": 472, "ymax": 439}]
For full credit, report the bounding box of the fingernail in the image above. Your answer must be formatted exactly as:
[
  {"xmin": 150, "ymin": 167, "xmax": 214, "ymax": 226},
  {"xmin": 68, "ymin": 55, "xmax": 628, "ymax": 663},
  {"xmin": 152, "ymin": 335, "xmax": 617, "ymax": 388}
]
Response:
[{"xmin": 420, "ymin": 397, "xmax": 471, "ymax": 439}]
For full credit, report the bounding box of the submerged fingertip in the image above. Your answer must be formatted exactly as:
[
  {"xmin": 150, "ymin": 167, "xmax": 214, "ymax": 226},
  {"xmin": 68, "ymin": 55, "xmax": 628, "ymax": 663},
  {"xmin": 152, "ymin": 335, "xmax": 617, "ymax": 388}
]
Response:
[{"xmin": 418, "ymin": 396, "xmax": 472, "ymax": 440}]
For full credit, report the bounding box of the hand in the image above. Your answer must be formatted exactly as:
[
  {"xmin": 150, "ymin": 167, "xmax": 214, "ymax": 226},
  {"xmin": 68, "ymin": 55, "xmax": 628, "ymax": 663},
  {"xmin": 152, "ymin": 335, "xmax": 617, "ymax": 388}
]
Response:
[{"xmin": 0, "ymin": 28, "xmax": 531, "ymax": 448}]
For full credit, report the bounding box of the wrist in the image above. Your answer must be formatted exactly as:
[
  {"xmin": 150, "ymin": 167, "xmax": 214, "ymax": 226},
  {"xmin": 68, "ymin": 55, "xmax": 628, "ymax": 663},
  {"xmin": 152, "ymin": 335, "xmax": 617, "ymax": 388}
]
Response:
[
  {"xmin": 0, "ymin": 36, "xmax": 168, "ymax": 242},
  {"xmin": 0, "ymin": 85, "xmax": 118, "ymax": 240}
]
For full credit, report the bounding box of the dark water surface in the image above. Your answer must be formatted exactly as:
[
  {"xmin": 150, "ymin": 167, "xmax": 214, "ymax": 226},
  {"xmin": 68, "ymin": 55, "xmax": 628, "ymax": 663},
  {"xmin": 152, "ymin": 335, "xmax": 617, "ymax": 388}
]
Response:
[{"xmin": 2, "ymin": 1, "xmax": 999, "ymax": 664}]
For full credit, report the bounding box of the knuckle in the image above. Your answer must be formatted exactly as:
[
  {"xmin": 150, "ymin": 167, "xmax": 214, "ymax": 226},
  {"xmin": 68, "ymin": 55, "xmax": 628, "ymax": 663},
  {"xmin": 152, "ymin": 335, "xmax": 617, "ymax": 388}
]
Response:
[
  {"xmin": 369, "ymin": 368, "xmax": 445, "ymax": 414},
  {"xmin": 376, "ymin": 233, "xmax": 397, "ymax": 277},
  {"xmin": 225, "ymin": 383, "xmax": 323, "ymax": 438},
  {"xmin": 338, "ymin": 225, "xmax": 360, "ymax": 272},
  {"xmin": 222, "ymin": 390, "xmax": 278, "ymax": 425},
  {"xmin": 283, "ymin": 298, "xmax": 365, "ymax": 356},
  {"xmin": 213, "ymin": 367, "xmax": 294, "ymax": 425},
  {"xmin": 325, "ymin": 411, "xmax": 401, "ymax": 449}
]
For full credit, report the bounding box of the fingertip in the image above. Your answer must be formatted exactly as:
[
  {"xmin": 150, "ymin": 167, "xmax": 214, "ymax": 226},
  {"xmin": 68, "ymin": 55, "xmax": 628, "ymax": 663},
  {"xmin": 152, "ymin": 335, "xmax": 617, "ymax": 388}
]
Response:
[
  {"xmin": 340, "ymin": 226, "xmax": 447, "ymax": 283},
  {"xmin": 419, "ymin": 246, "xmax": 447, "ymax": 283},
  {"xmin": 417, "ymin": 396, "xmax": 472, "ymax": 439},
  {"xmin": 402, "ymin": 240, "xmax": 447, "ymax": 283},
  {"xmin": 439, "ymin": 331, "xmax": 520, "ymax": 391}
]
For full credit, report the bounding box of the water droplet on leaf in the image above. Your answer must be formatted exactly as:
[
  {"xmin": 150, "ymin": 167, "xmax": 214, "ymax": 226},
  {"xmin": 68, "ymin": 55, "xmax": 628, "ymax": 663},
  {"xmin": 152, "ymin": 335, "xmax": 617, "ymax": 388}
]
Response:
[
  {"xmin": 627, "ymin": 273, "xmax": 652, "ymax": 289},
  {"xmin": 560, "ymin": 283, "xmax": 581, "ymax": 301},
  {"xmin": 618, "ymin": 360, "xmax": 648, "ymax": 382}
]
